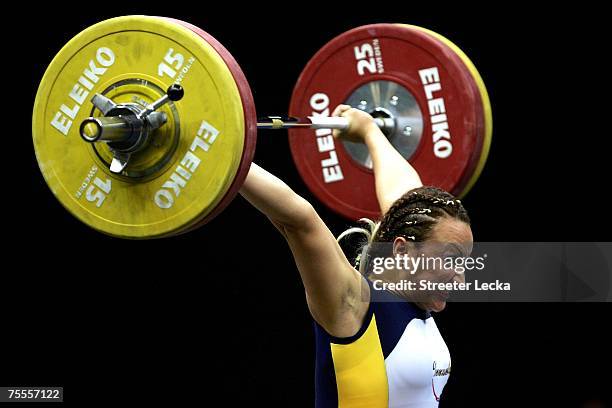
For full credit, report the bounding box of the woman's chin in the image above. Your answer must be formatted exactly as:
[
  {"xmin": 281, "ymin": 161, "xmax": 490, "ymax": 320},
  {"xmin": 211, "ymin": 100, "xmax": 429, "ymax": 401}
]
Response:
[
  {"xmin": 415, "ymin": 295, "xmax": 447, "ymax": 313},
  {"xmin": 429, "ymin": 298, "xmax": 447, "ymax": 312}
]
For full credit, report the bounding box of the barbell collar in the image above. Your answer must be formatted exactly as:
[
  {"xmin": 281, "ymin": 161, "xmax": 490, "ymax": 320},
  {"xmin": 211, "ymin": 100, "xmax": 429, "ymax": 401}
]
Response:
[{"xmin": 80, "ymin": 84, "xmax": 180, "ymax": 145}]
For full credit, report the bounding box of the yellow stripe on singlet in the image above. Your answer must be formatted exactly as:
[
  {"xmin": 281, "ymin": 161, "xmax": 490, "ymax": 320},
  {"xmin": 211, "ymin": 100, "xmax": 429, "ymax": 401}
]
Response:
[{"xmin": 330, "ymin": 314, "xmax": 388, "ymax": 407}]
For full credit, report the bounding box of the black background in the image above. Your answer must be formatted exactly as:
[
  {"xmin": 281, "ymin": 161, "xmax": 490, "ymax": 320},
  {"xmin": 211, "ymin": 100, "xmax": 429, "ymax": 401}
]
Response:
[{"xmin": 10, "ymin": 3, "xmax": 610, "ymax": 407}]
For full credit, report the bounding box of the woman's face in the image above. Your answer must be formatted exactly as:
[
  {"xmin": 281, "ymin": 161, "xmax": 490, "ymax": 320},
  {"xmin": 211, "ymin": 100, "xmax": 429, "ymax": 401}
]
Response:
[{"xmin": 393, "ymin": 216, "xmax": 473, "ymax": 312}]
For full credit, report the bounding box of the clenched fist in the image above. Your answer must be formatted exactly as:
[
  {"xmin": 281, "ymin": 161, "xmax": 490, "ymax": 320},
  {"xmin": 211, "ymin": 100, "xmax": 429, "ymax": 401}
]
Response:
[{"xmin": 331, "ymin": 104, "xmax": 379, "ymax": 143}]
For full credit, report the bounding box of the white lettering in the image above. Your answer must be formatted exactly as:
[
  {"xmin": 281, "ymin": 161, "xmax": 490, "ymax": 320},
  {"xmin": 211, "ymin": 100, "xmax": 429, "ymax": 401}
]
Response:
[
  {"xmin": 69, "ymin": 83, "xmax": 89, "ymax": 105},
  {"xmin": 310, "ymin": 93, "xmax": 344, "ymax": 183},
  {"xmin": 155, "ymin": 190, "xmax": 174, "ymax": 209},
  {"xmin": 51, "ymin": 47, "xmax": 116, "ymax": 137},
  {"xmin": 310, "ymin": 93, "xmax": 329, "ymax": 112},
  {"xmin": 50, "ymin": 112, "xmax": 71, "ymax": 136},
  {"xmin": 154, "ymin": 121, "xmax": 220, "ymax": 209},
  {"xmin": 418, "ymin": 67, "xmax": 453, "ymax": 158},
  {"xmin": 96, "ymin": 47, "xmax": 115, "ymax": 67},
  {"xmin": 85, "ymin": 177, "xmax": 111, "ymax": 208}
]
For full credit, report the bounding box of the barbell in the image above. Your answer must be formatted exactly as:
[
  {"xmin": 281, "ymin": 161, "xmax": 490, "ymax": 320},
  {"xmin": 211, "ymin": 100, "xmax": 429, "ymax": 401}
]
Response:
[{"xmin": 32, "ymin": 16, "xmax": 492, "ymax": 239}]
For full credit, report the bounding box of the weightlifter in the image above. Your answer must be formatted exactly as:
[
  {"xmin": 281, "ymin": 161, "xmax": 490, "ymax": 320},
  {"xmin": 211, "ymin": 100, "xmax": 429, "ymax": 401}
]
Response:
[{"xmin": 239, "ymin": 104, "xmax": 473, "ymax": 407}]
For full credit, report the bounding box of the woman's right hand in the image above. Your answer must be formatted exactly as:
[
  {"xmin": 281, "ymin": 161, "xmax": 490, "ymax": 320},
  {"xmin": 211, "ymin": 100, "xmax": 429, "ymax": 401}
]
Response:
[{"xmin": 331, "ymin": 104, "xmax": 378, "ymax": 144}]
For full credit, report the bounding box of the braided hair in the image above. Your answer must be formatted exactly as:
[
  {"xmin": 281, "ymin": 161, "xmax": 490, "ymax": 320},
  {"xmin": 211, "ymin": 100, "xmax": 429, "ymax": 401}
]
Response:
[{"xmin": 337, "ymin": 186, "xmax": 470, "ymax": 274}]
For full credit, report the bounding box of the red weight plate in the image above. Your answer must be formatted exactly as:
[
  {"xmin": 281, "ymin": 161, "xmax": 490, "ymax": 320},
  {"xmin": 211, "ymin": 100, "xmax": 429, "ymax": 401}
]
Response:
[
  {"xmin": 289, "ymin": 24, "xmax": 486, "ymax": 220},
  {"xmin": 164, "ymin": 18, "xmax": 258, "ymax": 234}
]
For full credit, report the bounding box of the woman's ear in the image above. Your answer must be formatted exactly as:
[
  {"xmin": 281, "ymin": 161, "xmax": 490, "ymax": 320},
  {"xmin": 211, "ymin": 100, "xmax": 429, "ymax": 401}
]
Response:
[
  {"xmin": 393, "ymin": 236, "xmax": 418, "ymax": 258},
  {"xmin": 393, "ymin": 236, "xmax": 409, "ymax": 256}
]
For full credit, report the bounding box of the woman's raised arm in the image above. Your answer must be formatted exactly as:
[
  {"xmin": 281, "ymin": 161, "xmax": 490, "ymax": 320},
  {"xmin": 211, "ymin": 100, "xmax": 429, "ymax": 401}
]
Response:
[
  {"xmin": 332, "ymin": 105, "xmax": 423, "ymax": 215},
  {"xmin": 239, "ymin": 162, "xmax": 366, "ymax": 337}
]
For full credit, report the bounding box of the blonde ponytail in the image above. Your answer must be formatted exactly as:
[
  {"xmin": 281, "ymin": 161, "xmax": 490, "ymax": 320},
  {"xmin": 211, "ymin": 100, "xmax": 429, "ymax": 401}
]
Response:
[{"xmin": 337, "ymin": 218, "xmax": 380, "ymax": 273}]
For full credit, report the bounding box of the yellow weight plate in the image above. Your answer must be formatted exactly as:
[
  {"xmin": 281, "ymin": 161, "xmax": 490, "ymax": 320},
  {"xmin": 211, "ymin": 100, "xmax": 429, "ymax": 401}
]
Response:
[
  {"xmin": 33, "ymin": 16, "xmax": 246, "ymax": 238},
  {"xmin": 398, "ymin": 24, "xmax": 493, "ymax": 198}
]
